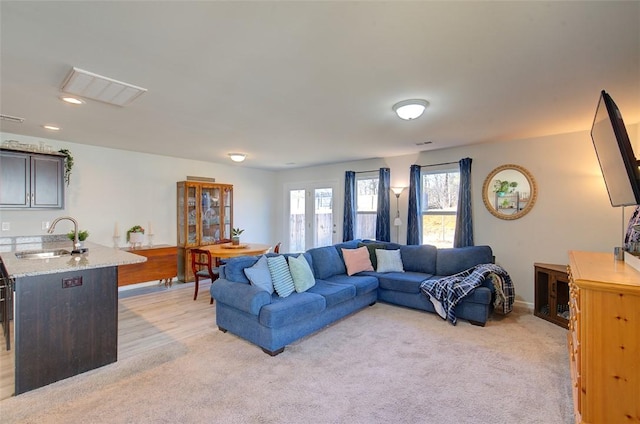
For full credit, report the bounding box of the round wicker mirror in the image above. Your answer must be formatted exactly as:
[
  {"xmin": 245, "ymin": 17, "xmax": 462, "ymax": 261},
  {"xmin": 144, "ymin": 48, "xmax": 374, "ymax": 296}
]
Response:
[{"xmin": 482, "ymin": 164, "xmax": 537, "ymax": 220}]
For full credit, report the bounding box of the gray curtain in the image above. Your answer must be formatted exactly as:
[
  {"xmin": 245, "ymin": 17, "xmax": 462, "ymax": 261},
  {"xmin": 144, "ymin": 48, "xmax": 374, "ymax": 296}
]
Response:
[
  {"xmin": 343, "ymin": 171, "xmax": 356, "ymax": 241},
  {"xmin": 375, "ymin": 168, "xmax": 391, "ymax": 241},
  {"xmin": 454, "ymin": 157, "xmax": 474, "ymax": 247},
  {"xmin": 407, "ymin": 164, "xmax": 422, "ymax": 245}
]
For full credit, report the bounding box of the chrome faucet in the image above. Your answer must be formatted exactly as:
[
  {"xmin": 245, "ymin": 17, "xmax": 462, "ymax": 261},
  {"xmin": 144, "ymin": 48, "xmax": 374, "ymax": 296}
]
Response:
[{"xmin": 48, "ymin": 216, "xmax": 80, "ymax": 252}]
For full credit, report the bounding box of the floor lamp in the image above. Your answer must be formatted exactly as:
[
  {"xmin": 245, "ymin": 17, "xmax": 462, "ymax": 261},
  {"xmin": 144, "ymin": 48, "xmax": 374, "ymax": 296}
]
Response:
[{"xmin": 391, "ymin": 187, "xmax": 405, "ymax": 243}]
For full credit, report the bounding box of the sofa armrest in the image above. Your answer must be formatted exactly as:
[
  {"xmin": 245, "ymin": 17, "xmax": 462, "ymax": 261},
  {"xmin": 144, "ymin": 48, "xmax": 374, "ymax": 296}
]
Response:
[{"xmin": 210, "ymin": 279, "xmax": 272, "ymax": 316}]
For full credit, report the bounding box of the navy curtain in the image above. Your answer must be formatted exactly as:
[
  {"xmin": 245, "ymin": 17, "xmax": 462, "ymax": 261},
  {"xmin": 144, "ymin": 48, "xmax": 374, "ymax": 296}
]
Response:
[
  {"xmin": 407, "ymin": 164, "xmax": 422, "ymax": 245},
  {"xmin": 454, "ymin": 157, "xmax": 474, "ymax": 247},
  {"xmin": 343, "ymin": 171, "xmax": 356, "ymax": 241},
  {"xmin": 375, "ymin": 168, "xmax": 391, "ymax": 242}
]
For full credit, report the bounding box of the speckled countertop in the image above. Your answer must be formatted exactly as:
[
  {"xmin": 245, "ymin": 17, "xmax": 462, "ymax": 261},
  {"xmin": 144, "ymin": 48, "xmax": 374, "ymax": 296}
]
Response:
[{"xmin": 0, "ymin": 236, "xmax": 146, "ymax": 278}]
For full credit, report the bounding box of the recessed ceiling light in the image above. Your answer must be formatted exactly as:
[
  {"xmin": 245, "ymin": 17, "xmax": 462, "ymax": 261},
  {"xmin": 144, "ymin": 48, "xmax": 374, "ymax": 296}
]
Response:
[
  {"xmin": 43, "ymin": 125, "xmax": 61, "ymax": 131},
  {"xmin": 60, "ymin": 96, "xmax": 85, "ymax": 105},
  {"xmin": 228, "ymin": 153, "xmax": 246, "ymax": 163}
]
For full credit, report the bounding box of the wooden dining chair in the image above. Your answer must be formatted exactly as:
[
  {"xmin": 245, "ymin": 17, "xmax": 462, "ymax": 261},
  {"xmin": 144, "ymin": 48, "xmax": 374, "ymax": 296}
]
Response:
[
  {"xmin": 190, "ymin": 249, "xmax": 216, "ymax": 303},
  {"xmin": 190, "ymin": 239, "xmax": 233, "ymax": 303},
  {"xmin": 273, "ymin": 242, "xmax": 281, "ymax": 253}
]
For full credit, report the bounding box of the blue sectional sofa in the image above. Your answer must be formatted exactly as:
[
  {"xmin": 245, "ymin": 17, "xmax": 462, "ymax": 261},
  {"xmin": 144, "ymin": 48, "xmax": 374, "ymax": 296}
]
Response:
[{"xmin": 210, "ymin": 240, "xmax": 495, "ymax": 356}]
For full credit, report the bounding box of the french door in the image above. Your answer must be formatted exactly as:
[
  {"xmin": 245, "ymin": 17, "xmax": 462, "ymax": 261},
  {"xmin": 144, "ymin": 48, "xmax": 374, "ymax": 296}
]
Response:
[{"xmin": 287, "ymin": 182, "xmax": 338, "ymax": 252}]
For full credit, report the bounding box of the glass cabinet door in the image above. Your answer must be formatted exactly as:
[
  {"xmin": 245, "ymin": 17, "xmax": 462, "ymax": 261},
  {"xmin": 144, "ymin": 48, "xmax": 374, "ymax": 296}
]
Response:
[
  {"xmin": 186, "ymin": 184, "xmax": 198, "ymax": 245},
  {"xmin": 177, "ymin": 182, "xmax": 198, "ymax": 247},
  {"xmin": 222, "ymin": 186, "xmax": 233, "ymax": 240},
  {"xmin": 200, "ymin": 185, "xmax": 220, "ymax": 244}
]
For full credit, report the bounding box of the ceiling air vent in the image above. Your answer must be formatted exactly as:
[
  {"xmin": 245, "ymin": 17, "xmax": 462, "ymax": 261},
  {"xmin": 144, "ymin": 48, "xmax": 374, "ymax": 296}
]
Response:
[
  {"xmin": 61, "ymin": 67, "xmax": 147, "ymax": 107},
  {"xmin": 0, "ymin": 114, "xmax": 25, "ymax": 123}
]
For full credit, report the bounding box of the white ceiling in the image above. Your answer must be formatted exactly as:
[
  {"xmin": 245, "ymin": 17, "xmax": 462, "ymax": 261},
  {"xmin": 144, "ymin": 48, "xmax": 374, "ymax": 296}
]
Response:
[{"xmin": 1, "ymin": 1, "xmax": 639, "ymax": 170}]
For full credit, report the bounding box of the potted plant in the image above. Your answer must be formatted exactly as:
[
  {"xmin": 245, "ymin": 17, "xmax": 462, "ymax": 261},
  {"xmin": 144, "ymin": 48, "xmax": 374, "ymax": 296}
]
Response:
[
  {"xmin": 493, "ymin": 180, "xmax": 518, "ymax": 195},
  {"xmin": 231, "ymin": 227, "xmax": 244, "ymax": 245},
  {"xmin": 68, "ymin": 230, "xmax": 89, "ymax": 247},
  {"xmin": 127, "ymin": 225, "xmax": 145, "ymax": 248}
]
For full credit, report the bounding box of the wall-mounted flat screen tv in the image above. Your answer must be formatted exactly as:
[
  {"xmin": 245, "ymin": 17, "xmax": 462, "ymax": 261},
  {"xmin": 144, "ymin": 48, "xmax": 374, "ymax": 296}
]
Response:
[{"xmin": 590, "ymin": 90, "xmax": 640, "ymax": 207}]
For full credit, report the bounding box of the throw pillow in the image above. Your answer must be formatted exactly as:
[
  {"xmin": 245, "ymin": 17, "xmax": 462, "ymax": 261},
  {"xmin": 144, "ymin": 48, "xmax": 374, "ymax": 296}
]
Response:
[
  {"xmin": 357, "ymin": 242, "xmax": 387, "ymax": 269},
  {"xmin": 375, "ymin": 249, "xmax": 405, "ymax": 273},
  {"xmin": 288, "ymin": 254, "xmax": 316, "ymax": 293},
  {"xmin": 243, "ymin": 255, "xmax": 274, "ymax": 294},
  {"xmin": 341, "ymin": 246, "xmax": 374, "ymax": 276},
  {"xmin": 267, "ymin": 255, "xmax": 295, "ymax": 297}
]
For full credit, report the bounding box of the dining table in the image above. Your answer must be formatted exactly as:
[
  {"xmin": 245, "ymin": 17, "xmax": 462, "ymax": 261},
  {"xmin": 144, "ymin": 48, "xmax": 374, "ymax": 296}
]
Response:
[{"xmin": 203, "ymin": 242, "xmax": 272, "ymax": 260}]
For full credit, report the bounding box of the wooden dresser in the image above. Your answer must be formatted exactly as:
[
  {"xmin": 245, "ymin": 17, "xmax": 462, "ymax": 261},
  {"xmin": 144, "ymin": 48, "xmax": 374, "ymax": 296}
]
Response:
[
  {"xmin": 568, "ymin": 251, "xmax": 640, "ymax": 423},
  {"xmin": 117, "ymin": 245, "xmax": 177, "ymax": 287}
]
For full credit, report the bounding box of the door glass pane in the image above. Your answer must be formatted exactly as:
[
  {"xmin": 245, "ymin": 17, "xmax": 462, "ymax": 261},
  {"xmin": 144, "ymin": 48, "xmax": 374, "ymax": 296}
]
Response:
[
  {"xmin": 289, "ymin": 189, "xmax": 305, "ymax": 252},
  {"xmin": 315, "ymin": 188, "xmax": 333, "ymax": 247}
]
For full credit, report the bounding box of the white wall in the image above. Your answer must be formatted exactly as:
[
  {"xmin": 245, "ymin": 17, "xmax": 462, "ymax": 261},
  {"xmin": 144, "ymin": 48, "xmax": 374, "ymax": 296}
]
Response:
[
  {"xmin": 275, "ymin": 125, "xmax": 639, "ymax": 306},
  {"xmin": 0, "ymin": 132, "xmax": 277, "ymax": 247}
]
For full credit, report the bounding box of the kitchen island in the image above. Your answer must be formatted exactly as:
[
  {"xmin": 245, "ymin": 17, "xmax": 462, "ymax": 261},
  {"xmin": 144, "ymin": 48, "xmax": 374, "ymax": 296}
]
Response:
[{"xmin": 1, "ymin": 237, "xmax": 146, "ymax": 395}]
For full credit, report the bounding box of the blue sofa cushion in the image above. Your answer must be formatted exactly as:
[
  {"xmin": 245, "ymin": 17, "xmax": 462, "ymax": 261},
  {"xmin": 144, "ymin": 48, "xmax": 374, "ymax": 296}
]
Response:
[
  {"xmin": 435, "ymin": 246, "xmax": 494, "ymax": 276},
  {"xmin": 308, "ymin": 246, "xmax": 346, "ymax": 279},
  {"xmin": 374, "ymin": 271, "xmax": 430, "ymax": 294},
  {"xmin": 210, "ymin": 279, "xmax": 272, "ymax": 316},
  {"xmin": 324, "ymin": 274, "xmax": 378, "ymax": 295},
  {"xmin": 334, "ymin": 239, "xmax": 362, "ymax": 255},
  {"xmin": 307, "ymin": 280, "xmax": 356, "ymax": 307},
  {"xmin": 400, "ymin": 245, "xmax": 437, "ymax": 274},
  {"xmin": 224, "ymin": 256, "xmax": 261, "ymax": 284},
  {"xmin": 258, "ymin": 292, "xmax": 326, "ymax": 328}
]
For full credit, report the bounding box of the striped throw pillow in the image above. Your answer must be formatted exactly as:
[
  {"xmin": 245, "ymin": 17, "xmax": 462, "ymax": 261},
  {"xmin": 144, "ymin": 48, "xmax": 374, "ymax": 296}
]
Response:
[{"xmin": 267, "ymin": 255, "xmax": 295, "ymax": 297}]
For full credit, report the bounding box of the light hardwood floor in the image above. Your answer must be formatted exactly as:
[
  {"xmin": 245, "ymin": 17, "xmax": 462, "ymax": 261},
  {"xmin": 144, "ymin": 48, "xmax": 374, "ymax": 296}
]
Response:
[{"xmin": 0, "ymin": 280, "xmax": 216, "ymax": 400}]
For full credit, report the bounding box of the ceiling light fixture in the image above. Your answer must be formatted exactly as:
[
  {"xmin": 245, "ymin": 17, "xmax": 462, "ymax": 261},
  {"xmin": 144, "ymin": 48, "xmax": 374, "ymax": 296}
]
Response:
[
  {"xmin": 392, "ymin": 99, "xmax": 429, "ymax": 120},
  {"xmin": 228, "ymin": 153, "xmax": 246, "ymax": 163},
  {"xmin": 60, "ymin": 96, "xmax": 85, "ymax": 105},
  {"xmin": 43, "ymin": 125, "xmax": 60, "ymax": 131}
]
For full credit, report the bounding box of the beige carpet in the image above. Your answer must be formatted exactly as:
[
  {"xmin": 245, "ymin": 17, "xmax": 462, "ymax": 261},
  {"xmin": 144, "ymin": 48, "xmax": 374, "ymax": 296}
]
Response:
[{"xmin": 1, "ymin": 303, "xmax": 574, "ymax": 424}]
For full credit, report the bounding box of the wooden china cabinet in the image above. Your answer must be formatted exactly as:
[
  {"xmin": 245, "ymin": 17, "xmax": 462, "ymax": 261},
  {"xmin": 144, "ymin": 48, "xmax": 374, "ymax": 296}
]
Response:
[{"xmin": 177, "ymin": 180, "xmax": 233, "ymax": 282}]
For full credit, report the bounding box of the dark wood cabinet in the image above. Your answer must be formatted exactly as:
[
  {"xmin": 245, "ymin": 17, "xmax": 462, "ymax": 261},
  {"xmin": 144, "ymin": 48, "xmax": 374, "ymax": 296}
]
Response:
[
  {"xmin": 14, "ymin": 266, "xmax": 118, "ymax": 394},
  {"xmin": 0, "ymin": 149, "xmax": 64, "ymax": 209},
  {"xmin": 533, "ymin": 263, "xmax": 569, "ymax": 328}
]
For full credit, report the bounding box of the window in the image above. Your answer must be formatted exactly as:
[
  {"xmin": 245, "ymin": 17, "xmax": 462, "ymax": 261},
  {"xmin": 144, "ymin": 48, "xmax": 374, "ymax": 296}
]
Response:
[
  {"xmin": 356, "ymin": 176, "xmax": 378, "ymax": 240},
  {"xmin": 422, "ymin": 169, "xmax": 459, "ymax": 248}
]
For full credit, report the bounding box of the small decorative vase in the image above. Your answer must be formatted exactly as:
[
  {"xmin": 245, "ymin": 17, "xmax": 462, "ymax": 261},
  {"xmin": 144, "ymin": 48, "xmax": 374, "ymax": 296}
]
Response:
[
  {"xmin": 129, "ymin": 232, "xmax": 144, "ymax": 248},
  {"xmin": 232, "ymin": 237, "xmax": 240, "ymax": 246}
]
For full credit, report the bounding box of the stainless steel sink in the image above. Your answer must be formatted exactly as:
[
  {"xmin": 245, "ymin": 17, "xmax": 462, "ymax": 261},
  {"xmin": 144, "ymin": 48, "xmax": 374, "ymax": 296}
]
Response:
[{"xmin": 15, "ymin": 249, "xmax": 71, "ymax": 259}]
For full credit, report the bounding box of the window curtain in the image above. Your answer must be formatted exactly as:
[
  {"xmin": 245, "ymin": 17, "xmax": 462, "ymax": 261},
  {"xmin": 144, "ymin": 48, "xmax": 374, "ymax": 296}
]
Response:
[
  {"xmin": 375, "ymin": 168, "xmax": 391, "ymax": 242},
  {"xmin": 406, "ymin": 164, "xmax": 422, "ymax": 245},
  {"xmin": 343, "ymin": 171, "xmax": 356, "ymax": 241},
  {"xmin": 454, "ymin": 157, "xmax": 474, "ymax": 247}
]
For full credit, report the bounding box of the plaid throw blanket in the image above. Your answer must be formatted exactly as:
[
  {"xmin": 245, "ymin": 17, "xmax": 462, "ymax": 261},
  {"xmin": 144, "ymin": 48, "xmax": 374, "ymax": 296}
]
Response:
[{"xmin": 420, "ymin": 263, "xmax": 514, "ymax": 325}]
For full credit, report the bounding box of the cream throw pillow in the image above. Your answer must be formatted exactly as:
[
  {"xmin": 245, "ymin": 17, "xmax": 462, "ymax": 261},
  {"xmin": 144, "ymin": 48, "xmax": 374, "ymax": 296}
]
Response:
[
  {"xmin": 288, "ymin": 254, "xmax": 316, "ymax": 293},
  {"xmin": 375, "ymin": 249, "xmax": 404, "ymax": 273}
]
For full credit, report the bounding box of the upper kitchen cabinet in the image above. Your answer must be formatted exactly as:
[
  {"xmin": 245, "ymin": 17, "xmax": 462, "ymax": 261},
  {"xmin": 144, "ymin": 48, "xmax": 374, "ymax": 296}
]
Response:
[{"xmin": 0, "ymin": 149, "xmax": 65, "ymax": 209}]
